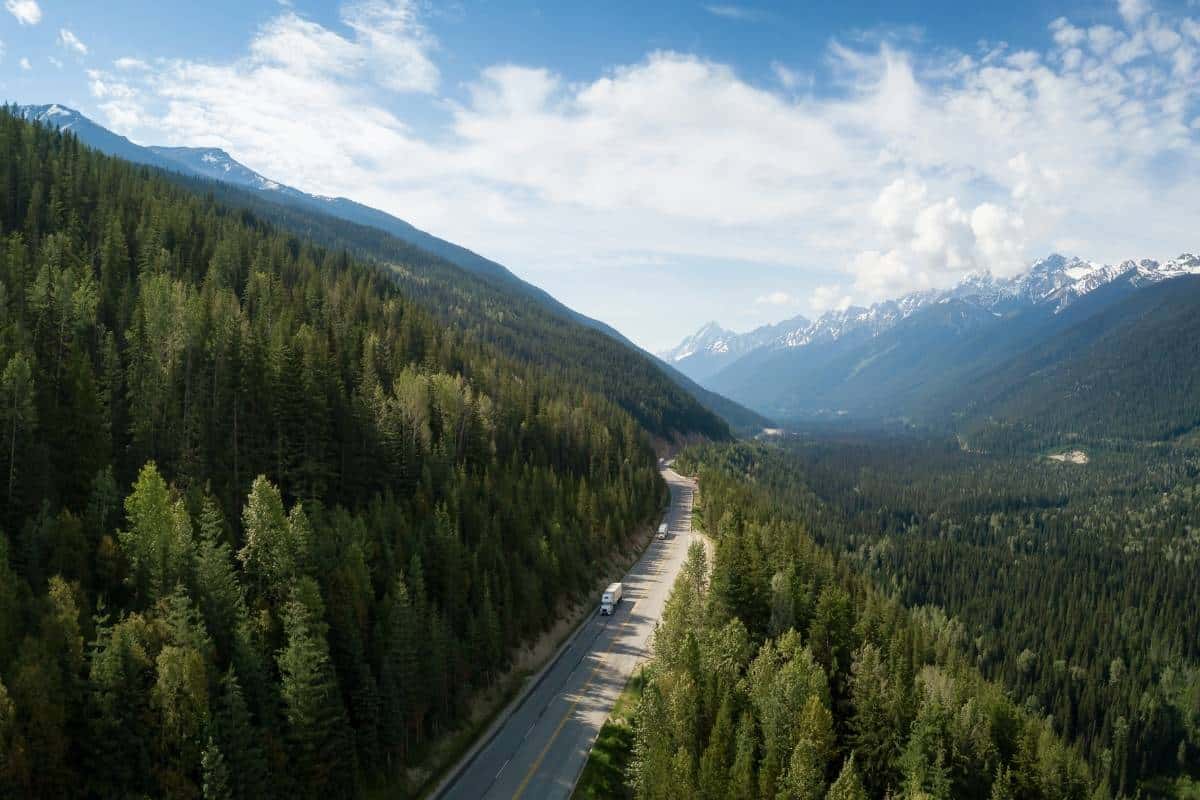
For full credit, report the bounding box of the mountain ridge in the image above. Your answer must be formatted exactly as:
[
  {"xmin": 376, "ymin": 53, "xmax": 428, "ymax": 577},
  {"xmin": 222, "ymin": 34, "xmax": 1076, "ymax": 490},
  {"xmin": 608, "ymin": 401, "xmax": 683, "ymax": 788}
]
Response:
[
  {"xmin": 666, "ymin": 251, "xmax": 1200, "ymax": 388},
  {"xmin": 662, "ymin": 251, "xmax": 1198, "ymax": 428},
  {"xmin": 14, "ymin": 102, "xmax": 769, "ymax": 434}
]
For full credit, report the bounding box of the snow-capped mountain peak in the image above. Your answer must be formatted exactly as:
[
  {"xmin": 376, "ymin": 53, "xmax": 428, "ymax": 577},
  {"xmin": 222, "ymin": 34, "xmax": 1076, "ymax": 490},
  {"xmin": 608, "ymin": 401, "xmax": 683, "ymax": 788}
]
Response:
[
  {"xmin": 664, "ymin": 251, "xmax": 1199, "ymax": 383},
  {"xmin": 659, "ymin": 321, "xmax": 734, "ymax": 362},
  {"xmin": 146, "ymin": 146, "xmax": 285, "ymax": 192},
  {"xmin": 18, "ymin": 103, "xmax": 83, "ymax": 130}
]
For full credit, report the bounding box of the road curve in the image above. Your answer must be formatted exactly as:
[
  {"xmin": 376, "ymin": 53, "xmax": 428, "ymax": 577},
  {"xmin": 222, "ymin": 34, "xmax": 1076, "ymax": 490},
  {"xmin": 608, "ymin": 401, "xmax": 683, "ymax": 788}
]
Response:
[{"xmin": 435, "ymin": 467, "xmax": 698, "ymax": 800}]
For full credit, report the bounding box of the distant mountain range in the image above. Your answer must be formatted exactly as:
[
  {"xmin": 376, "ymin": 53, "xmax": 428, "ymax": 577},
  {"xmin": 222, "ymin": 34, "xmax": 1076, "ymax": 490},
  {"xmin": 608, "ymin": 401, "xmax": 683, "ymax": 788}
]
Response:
[
  {"xmin": 16, "ymin": 103, "xmax": 770, "ymax": 435},
  {"xmin": 661, "ymin": 251, "xmax": 1200, "ymax": 434},
  {"xmin": 657, "ymin": 316, "xmax": 809, "ymax": 384}
]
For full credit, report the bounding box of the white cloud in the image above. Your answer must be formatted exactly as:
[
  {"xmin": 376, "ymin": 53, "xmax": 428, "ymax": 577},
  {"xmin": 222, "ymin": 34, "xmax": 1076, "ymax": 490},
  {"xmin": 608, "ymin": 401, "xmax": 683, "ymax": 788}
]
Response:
[
  {"xmin": 101, "ymin": 0, "xmax": 1200, "ymax": 342},
  {"xmin": 703, "ymin": 4, "xmax": 768, "ymax": 22},
  {"xmin": 1119, "ymin": 0, "xmax": 1150, "ymax": 25},
  {"xmin": 58, "ymin": 29, "xmax": 88, "ymax": 56},
  {"xmin": 771, "ymin": 61, "xmax": 812, "ymax": 92},
  {"xmin": 1050, "ymin": 18, "xmax": 1086, "ymax": 48},
  {"xmin": 88, "ymin": 69, "xmax": 137, "ymax": 99},
  {"xmin": 20, "ymin": 56, "xmax": 31, "ymax": 71},
  {"xmin": 4, "ymin": 0, "xmax": 40, "ymax": 25},
  {"xmin": 844, "ymin": 178, "xmax": 1030, "ymax": 299},
  {"xmin": 342, "ymin": 0, "xmax": 438, "ymax": 93},
  {"xmin": 755, "ymin": 290, "xmax": 797, "ymax": 306},
  {"xmin": 115, "ymin": 57, "xmax": 150, "ymax": 71},
  {"xmin": 48, "ymin": 56, "xmax": 62, "ymax": 69},
  {"xmin": 86, "ymin": 68, "xmax": 145, "ymax": 128},
  {"xmin": 810, "ymin": 285, "xmax": 853, "ymax": 313}
]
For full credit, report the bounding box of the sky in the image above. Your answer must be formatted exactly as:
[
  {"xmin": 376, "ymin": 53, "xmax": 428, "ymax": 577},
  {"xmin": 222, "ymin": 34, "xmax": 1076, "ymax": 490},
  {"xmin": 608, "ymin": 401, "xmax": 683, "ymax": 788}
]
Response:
[{"xmin": 2, "ymin": 0, "xmax": 1199, "ymax": 351}]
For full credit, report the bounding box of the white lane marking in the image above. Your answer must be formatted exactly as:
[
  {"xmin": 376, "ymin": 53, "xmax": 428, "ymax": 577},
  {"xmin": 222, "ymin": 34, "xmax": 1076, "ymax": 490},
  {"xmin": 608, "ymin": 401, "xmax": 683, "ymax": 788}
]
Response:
[
  {"xmin": 525, "ymin": 722, "xmax": 535, "ymax": 740},
  {"xmin": 496, "ymin": 759, "xmax": 510, "ymax": 780}
]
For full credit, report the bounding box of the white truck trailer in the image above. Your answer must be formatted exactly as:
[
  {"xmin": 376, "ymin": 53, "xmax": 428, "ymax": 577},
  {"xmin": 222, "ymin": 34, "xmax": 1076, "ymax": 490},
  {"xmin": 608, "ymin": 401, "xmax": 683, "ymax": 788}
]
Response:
[{"xmin": 600, "ymin": 582, "xmax": 622, "ymax": 615}]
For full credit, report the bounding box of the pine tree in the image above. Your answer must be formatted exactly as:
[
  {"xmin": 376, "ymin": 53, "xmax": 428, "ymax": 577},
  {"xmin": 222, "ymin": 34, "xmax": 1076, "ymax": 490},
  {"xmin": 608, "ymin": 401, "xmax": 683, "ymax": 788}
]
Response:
[
  {"xmin": 212, "ymin": 667, "xmax": 268, "ymax": 800},
  {"xmin": 0, "ymin": 675, "xmax": 22, "ymax": 795},
  {"xmin": 194, "ymin": 496, "xmax": 248, "ymax": 659},
  {"xmin": 86, "ymin": 613, "xmax": 156, "ymax": 796},
  {"xmin": 118, "ymin": 462, "xmax": 195, "ymax": 603},
  {"xmin": 277, "ymin": 590, "xmax": 356, "ymax": 799},
  {"xmin": 1, "ymin": 351, "xmax": 36, "ymax": 515},
  {"xmin": 697, "ymin": 693, "xmax": 734, "ymax": 800},
  {"xmin": 728, "ymin": 711, "xmax": 758, "ymax": 800},
  {"xmin": 779, "ymin": 694, "xmax": 834, "ymax": 800},
  {"xmin": 379, "ymin": 572, "xmax": 419, "ymax": 763},
  {"xmin": 152, "ymin": 588, "xmax": 213, "ymax": 796},
  {"xmin": 808, "ymin": 584, "xmax": 855, "ymax": 693},
  {"xmin": 849, "ymin": 643, "xmax": 899, "ymax": 794},
  {"xmin": 239, "ymin": 476, "xmax": 308, "ymax": 605},
  {"xmin": 0, "ymin": 535, "xmax": 23, "ymax": 674},
  {"xmin": 827, "ymin": 755, "xmax": 869, "ymax": 800},
  {"xmin": 201, "ymin": 737, "xmax": 233, "ymax": 800},
  {"xmin": 989, "ymin": 765, "xmax": 1016, "ymax": 800}
]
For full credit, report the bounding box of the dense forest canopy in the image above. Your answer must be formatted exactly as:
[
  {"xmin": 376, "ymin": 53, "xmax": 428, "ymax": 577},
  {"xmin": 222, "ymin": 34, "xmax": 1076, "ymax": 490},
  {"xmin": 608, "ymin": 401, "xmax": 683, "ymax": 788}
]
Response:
[
  {"xmin": 0, "ymin": 107, "xmax": 672, "ymax": 797},
  {"xmin": 158, "ymin": 168, "xmax": 742, "ymax": 442},
  {"xmin": 670, "ymin": 437, "xmax": 1200, "ymax": 797},
  {"xmin": 626, "ymin": 445, "xmax": 1100, "ymax": 800}
]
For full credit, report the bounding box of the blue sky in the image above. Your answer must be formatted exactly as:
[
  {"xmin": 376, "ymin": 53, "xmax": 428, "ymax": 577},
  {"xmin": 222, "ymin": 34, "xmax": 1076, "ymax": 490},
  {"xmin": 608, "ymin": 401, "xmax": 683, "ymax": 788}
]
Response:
[{"xmin": 3, "ymin": 0, "xmax": 1199, "ymax": 350}]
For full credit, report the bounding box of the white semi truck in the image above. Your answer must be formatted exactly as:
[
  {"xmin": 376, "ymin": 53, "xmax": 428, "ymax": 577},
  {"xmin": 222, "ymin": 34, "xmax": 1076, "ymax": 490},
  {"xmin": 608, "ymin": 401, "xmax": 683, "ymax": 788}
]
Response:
[
  {"xmin": 657, "ymin": 523, "xmax": 668, "ymax": 540},
  {"xmin": 600, "ymin": 582, "xmax": 622, "ymax": 615}
]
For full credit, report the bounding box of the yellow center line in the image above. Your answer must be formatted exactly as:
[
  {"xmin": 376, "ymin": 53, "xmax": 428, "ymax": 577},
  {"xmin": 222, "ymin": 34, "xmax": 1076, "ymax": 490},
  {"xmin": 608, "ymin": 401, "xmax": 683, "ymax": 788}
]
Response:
[{"xmin": 511, "ymin": 600, "xmax": 641, "ymax": 800}]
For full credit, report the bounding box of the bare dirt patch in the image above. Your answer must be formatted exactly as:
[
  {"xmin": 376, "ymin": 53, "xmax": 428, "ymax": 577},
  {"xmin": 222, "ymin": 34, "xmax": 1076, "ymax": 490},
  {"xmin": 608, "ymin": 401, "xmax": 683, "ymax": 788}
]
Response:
[{"xmin": 1047, "ymin": 449, "xmax": 1089, "ymax": 464}]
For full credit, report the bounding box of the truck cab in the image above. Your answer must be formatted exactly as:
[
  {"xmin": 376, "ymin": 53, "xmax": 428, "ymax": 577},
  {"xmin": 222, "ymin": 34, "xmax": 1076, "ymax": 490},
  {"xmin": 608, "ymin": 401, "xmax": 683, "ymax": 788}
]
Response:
[{"xmin": 600, "ymin": 582, "xmax": 622, "ymax": 615}]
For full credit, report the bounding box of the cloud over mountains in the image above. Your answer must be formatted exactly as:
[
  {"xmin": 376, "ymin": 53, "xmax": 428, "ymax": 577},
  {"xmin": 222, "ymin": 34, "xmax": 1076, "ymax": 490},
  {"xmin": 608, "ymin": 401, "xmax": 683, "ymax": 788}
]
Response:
[{"xmin": 86, "ymin": 0, "xmax": 1200, "ymax": 326}]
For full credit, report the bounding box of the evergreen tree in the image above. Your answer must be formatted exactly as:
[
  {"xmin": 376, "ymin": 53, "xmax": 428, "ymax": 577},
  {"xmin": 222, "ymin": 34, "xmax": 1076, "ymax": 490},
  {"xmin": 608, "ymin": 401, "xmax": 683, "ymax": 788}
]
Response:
[
  {"xmin": 1, "ymin": 351, "xmax": 36, "ymax": 516},
  {"xmin": 211, "ymin": 667, "xmax": 268, "ymax": 800},
  {"xmin": 118, "ymin": 462, "xmax": 194, "ymax": 603},
  {"xmin": 277, "ymin": 590, "xmax": 356, "ymax": 799},
  {"xmin": 696, "ymin": 693, "xmax": 735, "ymax": 800},
  {"xmin": 779, "ymin": 695, "xmax": 834, "ymax": 800},
  {"xmin": 201, "ymin": 737, "xmax": 233, "ymax": 800},
  {"xmin": 729, "ymin": 711, "xmax": 759, "ymax": 800},
  {"xmin": 194, "ymin": 496, "xmax": 248, "ymax": 660},
  {"xmin": 827, "ymin": 755, "xmax": 869, "ymax": 800}
]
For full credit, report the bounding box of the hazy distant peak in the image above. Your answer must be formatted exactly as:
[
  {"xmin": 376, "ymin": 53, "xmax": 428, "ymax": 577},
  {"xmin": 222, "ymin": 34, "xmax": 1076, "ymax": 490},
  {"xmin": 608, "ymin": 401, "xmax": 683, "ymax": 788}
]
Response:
[{"xmin": 666, "ymin": 249, "xmax": 1200, "ymax": 381}]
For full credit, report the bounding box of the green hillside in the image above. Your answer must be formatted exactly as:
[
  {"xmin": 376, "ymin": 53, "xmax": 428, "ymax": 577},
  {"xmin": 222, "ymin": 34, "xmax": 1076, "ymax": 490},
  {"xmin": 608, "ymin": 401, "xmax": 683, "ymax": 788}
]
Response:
[
  {"xmin": 0, "ymin": 106, "xmax": 676, "ymax": 797},
  {"xmin": 174, "ymin": 173, "xmax": 738, "ymax": 443},
  {"xmin": 18, "ymin": 104, "xmax": 757, "ymax": 440},
  {"xmin": 948, "ymin": 276, "xmax": 1200, "ymax": 451}
]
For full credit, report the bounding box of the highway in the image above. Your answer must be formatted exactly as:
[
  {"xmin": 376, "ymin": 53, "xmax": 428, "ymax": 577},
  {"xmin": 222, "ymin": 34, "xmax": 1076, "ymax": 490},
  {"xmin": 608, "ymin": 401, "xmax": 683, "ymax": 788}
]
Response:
[{"xmin": 435, "ymin": 467, "xmax": 698, "ymax": 800}]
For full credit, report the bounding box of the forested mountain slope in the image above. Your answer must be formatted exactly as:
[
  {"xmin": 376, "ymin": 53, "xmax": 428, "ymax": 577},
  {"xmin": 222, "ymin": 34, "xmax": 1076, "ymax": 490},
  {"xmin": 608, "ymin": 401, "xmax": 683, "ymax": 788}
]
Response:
[
  {"xmin": 175, "ymin": 172, "xmax": 743, "ymax": 440},
  {"xmin": 707, "ymin": 299, "xmax": 999, "ymax": 418},
  {"xmin": 18, "ymin": 104, "xmax": 765, "ymax": 437},
  {"xmin": 622, "ymin": 444, "xmax": 1101, "ymax": 800},
  {"xmin": 689, "ymin": 255, "xmax": 1197, "ymax": 436},
  {"xmin": 702, "ymin": 266, "xmax": 1200, "ymax": 454},
  {"xmin": 0, "ymin": 107, "xmax": 671, "ymax": 797},
  {"xmin": 698, "ymin": 436, "xmax": 1200, "ymax": 796},
  {"xmin": 945, "ymin": 275, "xmax": 1200, "ymax": 450}
]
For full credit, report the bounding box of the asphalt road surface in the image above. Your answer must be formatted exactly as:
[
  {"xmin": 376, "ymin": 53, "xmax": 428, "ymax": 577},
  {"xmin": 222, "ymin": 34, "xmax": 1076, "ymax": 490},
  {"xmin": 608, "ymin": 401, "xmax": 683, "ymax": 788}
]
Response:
[{"xmin": 437, "ymin": 467, "xmax": 698, "ymax": 800}]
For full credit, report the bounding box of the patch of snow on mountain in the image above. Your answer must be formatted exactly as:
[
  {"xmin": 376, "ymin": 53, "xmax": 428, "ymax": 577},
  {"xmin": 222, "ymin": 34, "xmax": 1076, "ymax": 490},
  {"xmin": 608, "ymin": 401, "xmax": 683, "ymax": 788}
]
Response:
[{"xmin": 666, "ymin": 250, "xmax": 1198, "ymax": 367}]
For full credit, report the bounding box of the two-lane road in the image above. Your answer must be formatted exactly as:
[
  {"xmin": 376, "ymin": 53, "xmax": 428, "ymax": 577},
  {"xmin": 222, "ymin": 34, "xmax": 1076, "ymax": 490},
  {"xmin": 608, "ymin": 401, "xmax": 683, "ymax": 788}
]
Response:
[{"xmin": 436, "ymin": 468, "xmax": 698, "ymax": 800}]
